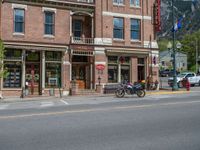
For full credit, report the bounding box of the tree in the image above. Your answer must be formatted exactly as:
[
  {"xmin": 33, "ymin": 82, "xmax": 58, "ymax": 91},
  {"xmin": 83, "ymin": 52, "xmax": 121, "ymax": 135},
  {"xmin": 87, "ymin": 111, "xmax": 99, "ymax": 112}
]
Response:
[
  {"xmin": 181, "ymin": 29, "xmax": 200, "ymax": 71},
  {"xmin": 0, "ymin": 39, "xmax": 6, "ymax": 78}
]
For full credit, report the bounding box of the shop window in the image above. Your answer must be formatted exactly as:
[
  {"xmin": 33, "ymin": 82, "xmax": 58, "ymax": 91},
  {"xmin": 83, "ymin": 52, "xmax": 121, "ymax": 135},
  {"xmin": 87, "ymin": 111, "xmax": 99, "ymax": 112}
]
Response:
[
  {"xmin": 138, "ymin": 58, "xmax": 145, "ymax": 64},
  {"xmin": 3, "ymin": 62, "xmax": 22, "ymax": 88},
  {"xmin": 5, "ymin": 49, "xmax": 22, "ymax": 60},
  {"xmin": 108, "ymin": 56, "xmax": 118, "ymax": 63},
  {"xmin": 26, "ymin": 51, "xmax": 40, "ymax": 62},
  {"xmin": 108, "ymin": 65, "xmax": 118, "ymax": 83},
  {"xmin": 46, "ymin": 51, "xmax": 62, "ymax": 61},
  {"xmin": 45, "ymin": 63, "xmax": 61, "ymax": 88}
]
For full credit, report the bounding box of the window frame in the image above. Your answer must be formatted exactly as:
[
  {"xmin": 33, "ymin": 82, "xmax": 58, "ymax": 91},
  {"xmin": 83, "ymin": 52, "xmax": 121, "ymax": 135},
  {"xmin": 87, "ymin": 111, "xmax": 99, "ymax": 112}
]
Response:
[
  {"xmin": 113, "ymin": 17, "xmax": 124, "ymax": 40},
  {"xmin": 14, "ymin": 8, "xmax": 25, "ymax": 34},
  {"xmin": 44, "ymin": 11, "xmax": 55, "ymax": 36},
  {"xmin": 130, "ymin": 18, "xmax": 141, "ymax": 41},
  {"xmin": 72, "ymin": 19, "xmax": 83, "ymax": 38},
  {"xmin": 130, "ymin": 0, "xmax": 140, "ymax": 7},
  {"xmin": 113, "ymin": 0, "xmax": 124, "ymax": 5}
]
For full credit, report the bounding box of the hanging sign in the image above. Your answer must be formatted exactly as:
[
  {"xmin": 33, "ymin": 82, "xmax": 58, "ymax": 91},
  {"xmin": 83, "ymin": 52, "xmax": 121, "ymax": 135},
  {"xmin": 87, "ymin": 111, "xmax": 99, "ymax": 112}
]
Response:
[{"xmin": 96, "ymin": 64, "xmax": 105, "ymax": 70}]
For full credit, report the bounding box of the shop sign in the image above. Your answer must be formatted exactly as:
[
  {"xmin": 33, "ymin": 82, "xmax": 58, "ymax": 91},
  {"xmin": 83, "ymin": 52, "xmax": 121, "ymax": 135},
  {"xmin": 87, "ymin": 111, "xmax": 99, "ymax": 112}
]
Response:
[
  {"xmin": 96, "ymin": 64, "xmax": 105, "ymax": 70},
  {"xmin": 153, "ymin": 0, "xmax": 161, "ymax": 32}
]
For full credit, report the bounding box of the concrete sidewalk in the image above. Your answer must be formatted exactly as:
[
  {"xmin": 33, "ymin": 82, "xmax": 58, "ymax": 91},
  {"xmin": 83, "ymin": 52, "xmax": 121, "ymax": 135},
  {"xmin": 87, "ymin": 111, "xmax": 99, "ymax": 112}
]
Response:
[{"xmin": 0, "ymin": 89, "xmax": 191, "ymax": 104}]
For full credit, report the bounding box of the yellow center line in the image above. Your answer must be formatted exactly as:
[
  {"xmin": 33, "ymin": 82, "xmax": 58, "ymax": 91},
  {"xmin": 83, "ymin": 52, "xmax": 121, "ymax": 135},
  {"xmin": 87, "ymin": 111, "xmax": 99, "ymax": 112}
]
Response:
[{"xmin": 0, "ymin": 100, "xmax": 200, "ymax": 120}]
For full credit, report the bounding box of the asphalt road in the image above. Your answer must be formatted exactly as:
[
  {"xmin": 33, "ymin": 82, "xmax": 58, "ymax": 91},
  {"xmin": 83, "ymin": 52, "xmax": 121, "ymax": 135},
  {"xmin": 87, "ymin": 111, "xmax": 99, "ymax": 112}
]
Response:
[{"xmin": 0, "ymin": 93, "xmax": 200, "ymax": 150}]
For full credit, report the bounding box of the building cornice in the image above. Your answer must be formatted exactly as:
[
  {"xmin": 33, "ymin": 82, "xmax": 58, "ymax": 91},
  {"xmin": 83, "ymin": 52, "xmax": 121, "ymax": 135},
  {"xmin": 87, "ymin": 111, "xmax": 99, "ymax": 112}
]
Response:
[
  {"xmin": 3, "ymin": 0, "xmax": 95, "ymax": 13},
  {"xmin": 103, "ymin": 11, "xmax": 152, "ymax": 21}
]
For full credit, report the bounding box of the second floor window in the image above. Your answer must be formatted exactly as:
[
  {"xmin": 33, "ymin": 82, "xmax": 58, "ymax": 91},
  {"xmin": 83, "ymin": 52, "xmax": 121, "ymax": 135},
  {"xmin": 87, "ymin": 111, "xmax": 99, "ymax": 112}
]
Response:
[
  {"xmin": 14, "ymin": 9, "xmax": 25, "ymax": 33},
  {"xmin": 130, "ymin": 0, "xmax": 140, "ymax": 7},
  {"xmin": 113, "ymin": 0, "xmax": 124, "ymax": 5},
  {"xmin": 113, "ymin": 18, "xmax": 124, "ymax": 39},
  {"xmin": 44, "ymin": 11, "xmax": 55, "ymax": 35},
  {"xmin": 130, "ymin": 19, "xmax": 141, "ymax": 40},
  {"xmin": 73, "ymin": 20, "xmax": 82, "ymax": 38}
]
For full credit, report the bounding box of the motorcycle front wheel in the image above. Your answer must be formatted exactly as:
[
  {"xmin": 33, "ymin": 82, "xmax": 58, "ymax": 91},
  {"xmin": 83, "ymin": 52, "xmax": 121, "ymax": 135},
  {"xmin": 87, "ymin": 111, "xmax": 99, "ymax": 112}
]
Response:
[
  {"xmin": 136, "ymin": 90, "xmax": 146, "ymax": 98},
  {"xmin": 115, "ymin": 88, "xmax": 125, "ymax": 98}
]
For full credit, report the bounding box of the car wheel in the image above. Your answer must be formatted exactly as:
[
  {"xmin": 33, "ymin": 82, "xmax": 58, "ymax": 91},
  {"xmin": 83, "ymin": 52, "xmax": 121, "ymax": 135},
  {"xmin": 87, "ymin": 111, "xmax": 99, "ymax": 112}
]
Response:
[{"xmin": 199, "ymin": 80, "xmax": 200, "ymax": 86}]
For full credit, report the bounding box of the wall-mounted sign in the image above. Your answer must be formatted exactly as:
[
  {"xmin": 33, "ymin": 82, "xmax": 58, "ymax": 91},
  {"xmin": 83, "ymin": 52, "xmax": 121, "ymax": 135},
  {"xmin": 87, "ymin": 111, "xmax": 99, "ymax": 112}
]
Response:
[
  {"xmin": 153, "ymin": 0, "xmax": 161, "ymax": 32},
  {"xmin": 96, "ymin": 64, "xmax": 105, "ymax": 70}
]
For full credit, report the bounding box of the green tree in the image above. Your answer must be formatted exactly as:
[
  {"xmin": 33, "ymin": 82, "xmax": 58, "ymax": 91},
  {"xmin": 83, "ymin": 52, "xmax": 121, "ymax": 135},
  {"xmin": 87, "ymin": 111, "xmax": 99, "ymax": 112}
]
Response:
[
  {"xmin": 181, "ymin": 29, "xmax": 200, "ymax": 71},
  {"xmin": 0, "ymin": 39, "xmax": 6, "ymax": 78},
  {"xmin": 157, "ymin": 39, "xmax": 170, "ymax": 51}
]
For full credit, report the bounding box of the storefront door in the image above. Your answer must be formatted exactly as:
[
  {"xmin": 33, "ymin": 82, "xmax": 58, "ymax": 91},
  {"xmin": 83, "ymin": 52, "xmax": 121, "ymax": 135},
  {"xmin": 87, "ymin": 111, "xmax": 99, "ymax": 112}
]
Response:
[
  {"xmin": 25, "ymin": 63, "xmax": 40, "ymax": 95},
  {"xmin": 25, "ymin": 51, "xmax": 41, "ymax": 95},
  {"xmin": 72, "ymin": 65, "xmax": 90, "ymax": 89}
]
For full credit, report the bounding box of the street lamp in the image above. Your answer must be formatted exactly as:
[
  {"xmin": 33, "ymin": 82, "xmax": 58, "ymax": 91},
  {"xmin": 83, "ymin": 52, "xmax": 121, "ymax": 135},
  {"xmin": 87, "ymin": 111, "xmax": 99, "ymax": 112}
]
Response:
[
  {"xmin": 167, "ymin": 41, "xmax": 181, "ymax": 90},
  {"xmin": 171, "ymin": 0, "xmax": 179, "ymax": 91}
]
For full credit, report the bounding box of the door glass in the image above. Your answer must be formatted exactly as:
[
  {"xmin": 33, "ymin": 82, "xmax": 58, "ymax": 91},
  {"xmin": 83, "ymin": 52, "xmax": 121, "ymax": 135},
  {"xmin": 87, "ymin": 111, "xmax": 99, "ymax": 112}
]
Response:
[{"xmin": 25, "ymin": 64, "xmax": 40, "ymax": 95}]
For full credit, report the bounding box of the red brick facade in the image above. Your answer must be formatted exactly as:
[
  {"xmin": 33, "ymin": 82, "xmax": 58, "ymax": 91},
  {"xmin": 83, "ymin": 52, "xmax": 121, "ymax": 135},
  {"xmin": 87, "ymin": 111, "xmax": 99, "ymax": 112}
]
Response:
[{"xmin": 0, "ymin": 0, "xmax": 159, "ymax": 98}]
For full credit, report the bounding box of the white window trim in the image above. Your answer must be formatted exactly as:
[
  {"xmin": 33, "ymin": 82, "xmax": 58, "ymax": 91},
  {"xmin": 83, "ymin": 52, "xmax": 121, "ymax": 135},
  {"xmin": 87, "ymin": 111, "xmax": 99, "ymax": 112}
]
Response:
[
  {"xmin": 13, "ymin": 32, "xmax": 25, "ymax": 36},
  {"xmin": 12, "ymin": 4, "xmax": 27, "ymax": 10},
  {"xmin": 43, "ymin": 34, "xmax": 55, "ymax": 38},
  {"xmin": 42, "ymin": 7, "xmax": 57, "ymax": 13}
]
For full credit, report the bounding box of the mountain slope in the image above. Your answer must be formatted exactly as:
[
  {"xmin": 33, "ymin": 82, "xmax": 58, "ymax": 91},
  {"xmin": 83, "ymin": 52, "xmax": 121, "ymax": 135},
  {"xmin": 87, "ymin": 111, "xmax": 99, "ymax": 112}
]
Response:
[{"xmin": 159, "ymin": 0, "xmax": 200, "ymax": 39}]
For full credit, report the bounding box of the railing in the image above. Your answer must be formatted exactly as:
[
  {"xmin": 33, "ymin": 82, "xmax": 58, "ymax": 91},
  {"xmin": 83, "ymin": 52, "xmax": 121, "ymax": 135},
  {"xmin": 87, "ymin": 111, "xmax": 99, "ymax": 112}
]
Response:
[
  {"xmin": 66, "ymin": 0, "xmax": 94, "ymax": 4},
  {"xmin": 71, "ymin": 37, "xmax": 94, "ymax": 45},
  {"xmin": 71, "ymin": 37, "xmax": 113, "ymax": 45}
]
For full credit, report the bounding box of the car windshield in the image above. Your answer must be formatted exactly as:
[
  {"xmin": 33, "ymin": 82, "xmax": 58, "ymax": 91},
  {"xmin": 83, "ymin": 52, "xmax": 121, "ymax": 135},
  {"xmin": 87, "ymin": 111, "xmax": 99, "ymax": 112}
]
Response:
[{"xmin": 177, "ymin": 73, "xmax": 187, "ymax": 78}]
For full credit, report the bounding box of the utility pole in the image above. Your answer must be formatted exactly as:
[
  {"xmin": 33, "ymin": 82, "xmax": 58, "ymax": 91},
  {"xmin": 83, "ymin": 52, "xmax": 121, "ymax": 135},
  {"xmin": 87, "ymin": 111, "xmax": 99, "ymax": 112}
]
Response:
[{"xmin": 196, "ymin": 38, "xmax": 198, "ymax": 74}]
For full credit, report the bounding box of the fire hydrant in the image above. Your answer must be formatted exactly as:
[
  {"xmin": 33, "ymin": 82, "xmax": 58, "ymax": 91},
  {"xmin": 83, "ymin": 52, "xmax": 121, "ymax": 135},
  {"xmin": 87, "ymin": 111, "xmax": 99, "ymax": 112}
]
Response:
[{"xmin": 185, "ymin": 78, "xmax": 190, "ymax": 91}]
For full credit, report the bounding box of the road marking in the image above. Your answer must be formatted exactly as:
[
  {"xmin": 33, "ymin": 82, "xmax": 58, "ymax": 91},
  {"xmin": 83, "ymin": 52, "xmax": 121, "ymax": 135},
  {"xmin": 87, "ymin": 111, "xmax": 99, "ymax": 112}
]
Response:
[
  {"xmin": 60, "ymin": 99, "xmax": 69, "ymax": 105},
  {"xmin": 0, "ymin": 104, "xmax": 9, "ymax": 110},
  {"xmin": 1, "ymin": 100, "xmax": 200, "ymax": 120},
  {"xmin": 40, "ymin": 102, "xmax": 54, "ymax": 107}
]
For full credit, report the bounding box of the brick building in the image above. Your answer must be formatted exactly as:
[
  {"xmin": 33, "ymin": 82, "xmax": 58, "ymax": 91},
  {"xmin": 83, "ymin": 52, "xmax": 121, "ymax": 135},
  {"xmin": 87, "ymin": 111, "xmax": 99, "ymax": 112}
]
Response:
[{"xmin": 0, "ymin": 0, "xmax": 159, "ymax": 98}]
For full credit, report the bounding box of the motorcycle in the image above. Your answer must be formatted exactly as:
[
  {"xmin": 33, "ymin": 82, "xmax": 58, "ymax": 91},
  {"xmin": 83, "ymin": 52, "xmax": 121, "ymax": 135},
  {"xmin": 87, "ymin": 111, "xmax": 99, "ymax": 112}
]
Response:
[{"xmin": 115, "ymin": 82, "xmax": 146, "ymax": 98}]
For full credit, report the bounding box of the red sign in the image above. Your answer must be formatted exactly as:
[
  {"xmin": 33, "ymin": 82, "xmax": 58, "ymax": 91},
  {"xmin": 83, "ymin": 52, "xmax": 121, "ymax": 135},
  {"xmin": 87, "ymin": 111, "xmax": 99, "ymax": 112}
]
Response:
[
  {"xmin": 153, "ymin": 0, "xmax": 161, "ymax": 32},
  {"xmin": 96, "ymin": 64, "xmax": 105, "ymax": 70}
]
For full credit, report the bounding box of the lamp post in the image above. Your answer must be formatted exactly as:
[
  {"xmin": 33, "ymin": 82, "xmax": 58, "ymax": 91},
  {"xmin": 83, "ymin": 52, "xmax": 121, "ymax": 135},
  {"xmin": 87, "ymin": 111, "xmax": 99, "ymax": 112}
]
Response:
[{"xmin": 171, "ymin": 0, "xmax": 179, "ymax": 91}]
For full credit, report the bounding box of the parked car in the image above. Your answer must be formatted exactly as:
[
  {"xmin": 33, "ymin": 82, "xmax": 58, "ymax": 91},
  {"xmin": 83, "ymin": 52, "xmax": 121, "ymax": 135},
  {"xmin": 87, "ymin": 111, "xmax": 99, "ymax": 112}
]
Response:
[
  {"xmin": 168, "ymin": 72, "xmax": 200, "ymax": 87},
  {"xmin": 159, "ymin": 69, "xmax": 179, "ymax": 77},
  {"xmin": 160, "ymin": 69, "xmax": 172, "ymax": 77}
]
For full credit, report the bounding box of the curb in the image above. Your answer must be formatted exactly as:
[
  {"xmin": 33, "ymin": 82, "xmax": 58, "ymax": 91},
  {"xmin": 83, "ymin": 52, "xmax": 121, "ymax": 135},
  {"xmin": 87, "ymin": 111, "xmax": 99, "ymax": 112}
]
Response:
[{"xmin": 147, "ymin": 91, "xmax": 190, "ymax": 95}]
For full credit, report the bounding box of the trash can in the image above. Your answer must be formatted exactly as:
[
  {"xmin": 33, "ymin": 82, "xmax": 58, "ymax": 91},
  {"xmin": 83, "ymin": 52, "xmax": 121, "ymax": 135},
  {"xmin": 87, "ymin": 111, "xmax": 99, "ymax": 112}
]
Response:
[{"xmin": 49, "ymin": 88, "xmax": 55, "ymax": 96}]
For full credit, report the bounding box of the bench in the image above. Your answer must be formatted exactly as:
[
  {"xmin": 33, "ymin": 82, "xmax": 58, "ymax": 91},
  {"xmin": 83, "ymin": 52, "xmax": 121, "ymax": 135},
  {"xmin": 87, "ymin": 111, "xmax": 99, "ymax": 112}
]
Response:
[{"xmin": 103, "ymin": 84, "xmax": 120, "ymax": 94}]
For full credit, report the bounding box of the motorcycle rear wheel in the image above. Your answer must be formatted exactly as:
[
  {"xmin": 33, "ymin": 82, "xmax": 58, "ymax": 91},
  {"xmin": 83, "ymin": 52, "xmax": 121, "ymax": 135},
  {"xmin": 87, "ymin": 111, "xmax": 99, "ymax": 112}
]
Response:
[
  {"xmin": 136, "ymin": 90, "xmax": 146, "ymax": 98},
  {"xmin": 115, "ymin": 89, "xmax": 125, "ymax": 98}
]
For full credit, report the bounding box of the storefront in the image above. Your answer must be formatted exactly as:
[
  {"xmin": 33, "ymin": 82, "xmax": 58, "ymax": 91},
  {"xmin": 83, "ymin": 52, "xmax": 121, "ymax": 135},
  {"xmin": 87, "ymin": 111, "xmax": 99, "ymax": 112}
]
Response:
[{"xmin": 2, "ymin": 46, "xmax": 65, "ymax": 97}]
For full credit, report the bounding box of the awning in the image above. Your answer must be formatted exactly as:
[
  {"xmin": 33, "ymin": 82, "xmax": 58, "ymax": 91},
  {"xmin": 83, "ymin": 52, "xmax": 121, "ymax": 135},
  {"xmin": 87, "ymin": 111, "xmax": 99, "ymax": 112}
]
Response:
[
  {"xmin": 106, "ymin": 48, "xmax": 150, "ymax": 56},
  {"xmin": 4, "ymin": 43, "xmax": 67, "ymax": 52}
]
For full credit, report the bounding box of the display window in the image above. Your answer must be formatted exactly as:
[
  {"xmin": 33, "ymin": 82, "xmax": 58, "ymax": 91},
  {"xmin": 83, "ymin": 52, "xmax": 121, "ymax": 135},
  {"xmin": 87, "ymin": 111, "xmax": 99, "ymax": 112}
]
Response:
[
  {"xmin": 108, "ymin": 65, "xmax": 118, "ymax": 83},
  {"xmin": 45, "ymin": 51, "xmax": 62, "ymax": 61},
  {"xmin": 3, "ymin": 61, "xmax": 22, "ymax": 88},
  {"xmin": 5, "ymin": 49, "xmax": 22, "ymax": 60},
  {"xmin": 45, "ymin": 63, "xmax": 61, "ymax": 88}
]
